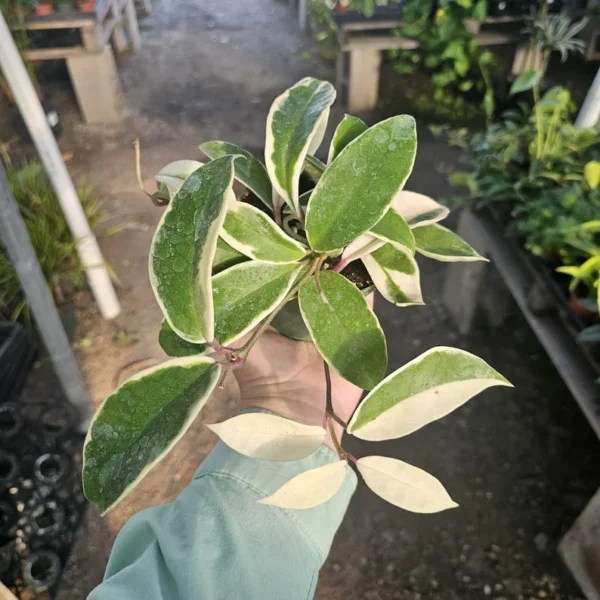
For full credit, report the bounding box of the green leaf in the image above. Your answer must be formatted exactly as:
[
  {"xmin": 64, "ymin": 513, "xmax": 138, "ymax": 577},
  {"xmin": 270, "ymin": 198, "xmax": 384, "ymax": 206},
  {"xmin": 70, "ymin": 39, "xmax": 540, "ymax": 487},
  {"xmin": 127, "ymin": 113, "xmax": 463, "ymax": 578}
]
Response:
[
  {"xmin": 299, "ymin": 270, "xmax": 387, "ymax": 390},
  {"xmin": 221, "ymin": 202, "xmax": 307, "ymax": 263},
  {"xmin": 159, "ymin": 319, "xmax": 209, "ymax": 357},
  {"xmin": 304, "ymin": 154, "xmax": 326, "ymax": 183},
  {"xmin": 306, "ymin": 116, "xmax": 417, "ymax": 252},
  {"xmin": 584, "ymin": 161, "xmax": 600, "ymax": 190},
  {"xmin": 348, "ymin": 346, "xmax": 511, "ymax": 440},
  {"xmin": 200, "ymin": 141, "xmax": 273, "ymax": 209},
  {"xmin": 155, "ymin": 160, "xmax": 204, "ymax": 200},
  {"xmin": 265, "ymin": 78, "xmax": 336, "ymax": 216},
  {"xmin": 472, "ymin": 0, "xmax": 487, "ymax": 20},
  {"xmin": 327, "ymin": 115, "xmax": 368, "ymax": 163},
  {"xmin": 362, "ymin": 243, "xmax": 423, "ymax": 306},
  {"xmin": 83, "ymin": 357, "xmax": 221, "ymax": 513},
  {"xmin": 393, "ymin": 190, "xmax": 449, "ymax": 228},
  {"xmin": 213, "ymin": 238, "xmax": 248, "ymax": 275},
  {"xmin": 271, "ymin": 298, "xmax": 312, "ymax": 341},
  {"xmin": 150, "ymin": 157, "xmax": 235, "ymax": 343},
  {"xmin": 370, "ymin": 207, "xmax": 416, "ymax": 254},
  {"xmin": 483, "ymin": 89, "xmax": 495, "ymax": 117},
  {"xmin": 509, "ymin": 70, "xmax": 542, "ymax": 96},
  {"xmin": 213, "ymin": 261, "xmax": 303, "ymax": 345},
  {"xmin": 413, "ymin": 224, "xmax": 486, "ymax": 262}
]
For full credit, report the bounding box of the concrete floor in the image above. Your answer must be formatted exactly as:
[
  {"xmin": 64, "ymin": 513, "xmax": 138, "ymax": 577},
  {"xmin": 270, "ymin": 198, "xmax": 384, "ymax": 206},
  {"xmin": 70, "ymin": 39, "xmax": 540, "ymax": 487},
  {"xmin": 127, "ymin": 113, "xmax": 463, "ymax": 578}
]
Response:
[{"xmin": 3, "ymin": 0, "xmax": 599, "ymax": 597}]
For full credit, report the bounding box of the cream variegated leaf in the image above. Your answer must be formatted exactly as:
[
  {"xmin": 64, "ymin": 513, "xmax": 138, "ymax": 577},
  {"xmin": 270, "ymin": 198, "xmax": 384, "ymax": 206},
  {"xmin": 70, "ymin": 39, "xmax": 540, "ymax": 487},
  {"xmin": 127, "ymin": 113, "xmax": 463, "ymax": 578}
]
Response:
[
  {"xmin": 258, "ymin": 460, "xmax": 348, "ymax": 509},
  {"xmin": 155, "ymin": 160, "xmax": 204, "ymax": 200},
  {"xmin": 413, "ymin": 224, "xmax": 486, "ymax": 262},
  {"xmin": 358, "ymin": 456, "xmax": 458, "ymax": 513},
  {"xmin": 362, "ymin": 243, "xmax": 423, "ymax": 306},
  {"xmin": 221, "ymin": 202, "xmax": 307, "ymax": 264},
  {"xmin": 150, "ymin": 156, "xmax": 235, "ymax": 343},
  {"xmin": 393, "ymin": 191, "xmax": 449, "ymax": 229},
  {"xmin": 83, "ymin": 357, "xmax": 221, "ymax": 513},
  {"xmin": 265, "ymin": 78, "xmax": 336, "ymax": 216},
  {"xmin": 348, "ymin": 347, "xmax": 512, "ymax": 441},
  {"xmin": 340, "ymin": 234, "xmax": 385, "ymax": 266},
  {"xmin": 208, "ymin": 413, "xmax": 325, "ymax": 461}
]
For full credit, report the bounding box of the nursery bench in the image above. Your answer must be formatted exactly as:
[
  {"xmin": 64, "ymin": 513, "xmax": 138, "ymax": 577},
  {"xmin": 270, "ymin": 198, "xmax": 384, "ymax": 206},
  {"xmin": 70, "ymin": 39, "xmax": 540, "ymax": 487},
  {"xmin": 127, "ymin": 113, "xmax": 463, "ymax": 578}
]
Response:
[
  {"xmin": 332, "ymin": 16, "xmax": 522, "ymax": 112},
  {"xmin": 443, "ymin": 208, "xmax": 600, "ymax": 599},
  {"xmin": 14, "ymin": 0, "xmax": 140, "ymax": 123}
]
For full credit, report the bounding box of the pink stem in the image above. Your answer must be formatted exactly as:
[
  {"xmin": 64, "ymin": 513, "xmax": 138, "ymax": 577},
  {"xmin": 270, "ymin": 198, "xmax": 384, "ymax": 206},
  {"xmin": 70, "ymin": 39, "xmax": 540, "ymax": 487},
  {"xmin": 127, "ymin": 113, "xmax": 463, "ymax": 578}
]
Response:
[{"xmin": 333, "ymin": 258, "xmax": 349, "ymax": 273}]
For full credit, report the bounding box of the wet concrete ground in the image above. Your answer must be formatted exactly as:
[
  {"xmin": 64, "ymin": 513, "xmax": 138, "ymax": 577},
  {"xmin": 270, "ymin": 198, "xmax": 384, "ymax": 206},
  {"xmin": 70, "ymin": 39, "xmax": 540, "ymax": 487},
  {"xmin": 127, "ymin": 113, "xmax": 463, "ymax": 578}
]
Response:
[{"xmin": 2, "ymin": 0, "xmax": 599, "ymax": 597}]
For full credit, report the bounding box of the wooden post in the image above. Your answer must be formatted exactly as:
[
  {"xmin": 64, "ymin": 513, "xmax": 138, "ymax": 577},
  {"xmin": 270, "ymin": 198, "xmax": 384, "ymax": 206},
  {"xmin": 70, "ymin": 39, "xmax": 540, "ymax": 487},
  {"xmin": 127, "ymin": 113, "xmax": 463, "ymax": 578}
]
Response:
[
  {"xmin": 347, "ymin": 48, "xmax": 382, "ymax": 112},
  {"xmin": 66, "ymin": 46, "xmax": 123, "ymax": 123}
]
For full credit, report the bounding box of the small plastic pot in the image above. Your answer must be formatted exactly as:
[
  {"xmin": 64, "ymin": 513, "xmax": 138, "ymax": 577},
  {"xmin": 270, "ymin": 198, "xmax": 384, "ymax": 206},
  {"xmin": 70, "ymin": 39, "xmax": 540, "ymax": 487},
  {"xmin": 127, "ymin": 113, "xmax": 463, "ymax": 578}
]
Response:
[
  {"xmin": 77, "ymin": 0, "xmax": 96, "ymax": 11},
  {"xmin": 34, "ymin": 3, "xmax": 53, "ymax": 15},
  {"xmin": 23, "ymin": 550, "xmax": 61, "ymax": 592}
]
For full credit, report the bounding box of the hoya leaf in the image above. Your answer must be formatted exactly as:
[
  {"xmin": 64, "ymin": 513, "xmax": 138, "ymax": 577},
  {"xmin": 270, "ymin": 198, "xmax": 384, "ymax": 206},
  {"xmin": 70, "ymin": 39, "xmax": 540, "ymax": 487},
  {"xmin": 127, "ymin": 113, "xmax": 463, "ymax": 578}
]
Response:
[
  {"xmin": 370, "ymin": 207, "xmax": 416, "ymax": 254},
  {"xmin": 304, "ymin": 154, "xmax": 326, "ymax": 183},
  {"xmin": 271, "ymin": 298, "xmax": 312, "ymax": 341},
  {"xmin": 327, "ymin": 114, "xmax": 368, "ymax": 163},
  {"xmin": 413, "ymin": 224, "xmax": 486, "ymax": 262},
  {"xmin": 83, "ymin": 357, "xmax": 221, "ymax": 513},
  {"xmin": 299, "ymin": 270, "xmax": 387, "ymax": 390},
  {"xmin": 155, "ymin": 160, "xmax": 204, "ymax": 200},
  {"xmin": 348, "ymin": 346, "xmax": 512, "ymax": 441},
  {"xmin": 208, "ymin": 413, "xmax": 325, "ymax": 461},
  {"xmin": 509, "ymin": 69, "xmax": 542, "ymax": 96},
  {"xmin": 213, "ymin": 261, "xmax": 303, "ymax": 345},
  {"xmin": 200, "ymin": 141, "xmax": 273, "ymax": 208},
  {"xmin": 306, "ymin": 116, "xmax": 417, "ymax": 252},
  {"xmin": 362, "ymin": 243, "xmax": 423, "ymax": 306},
  {"xmin": 150, "ymin": 157, "xmax": 235, "ymax": 343},
  {"xmin": 393, "ymin": 190, "xmax": 449, "ymax": 228},
  {"xmin": 159, "ymin": 319, "xmax": 209, "ymax": 357},
  {"xmin": 213, "ymin": 238, "xmax": 248, "ymax": 275},
  {"xmin": 340, "ymin": 234, "xmax": 385, "ymax": 267},
  {"xmin": 258, "ymin": 460, "xmax": 348, "ymax": 509},
  {"xmin": 221, "ymin": 202, "xmax": 307, "ymax": 263},
  {"xmin": 584, "ymin": 160, "xmax": 600, "ymax": 191},
  {"xmin": 357, "ymin": 456, "xmax": 458, "ymax": 513},
  {"xmin": 265, "ymin": 78, "xmax": 336, "ymax": 216}
]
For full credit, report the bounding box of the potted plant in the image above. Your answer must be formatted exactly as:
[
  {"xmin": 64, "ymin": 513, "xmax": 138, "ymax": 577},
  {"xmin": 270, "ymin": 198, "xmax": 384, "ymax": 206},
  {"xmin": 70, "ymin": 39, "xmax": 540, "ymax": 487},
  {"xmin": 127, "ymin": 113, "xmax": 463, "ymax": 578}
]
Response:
[
  {"xmin": 33, "ymin": 0, "xmax": 53, "ymax": 15},
  {"xmin": 82, "ymin": 78, "xmax": 511, "ymax": 515}
]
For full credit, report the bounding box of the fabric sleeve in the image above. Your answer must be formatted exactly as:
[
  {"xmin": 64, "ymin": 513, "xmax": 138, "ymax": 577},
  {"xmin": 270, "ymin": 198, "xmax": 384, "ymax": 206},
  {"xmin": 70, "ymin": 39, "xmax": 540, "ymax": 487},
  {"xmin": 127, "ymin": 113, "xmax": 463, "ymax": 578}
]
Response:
[{"xmin": 88, "ymin": 433, "xmax": 356, "ymax": 600}]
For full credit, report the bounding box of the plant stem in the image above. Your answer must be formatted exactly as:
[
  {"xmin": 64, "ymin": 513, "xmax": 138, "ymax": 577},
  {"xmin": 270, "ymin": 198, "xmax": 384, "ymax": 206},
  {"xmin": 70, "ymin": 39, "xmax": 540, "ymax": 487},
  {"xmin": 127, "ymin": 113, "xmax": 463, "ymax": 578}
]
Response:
[
  {"xmin": 333, "ymin": 258, "xmax": 349, "ymax": 273},
  {"xmin": 327, "ymin": 415, "xmax": 344, "ymax": 457},
  {"xmin": 314, "ymin": 254, "xmax": 329, "ymax": 303},
  {"xmin": 236, "ymin": 256, "xmax": 321, "ymax": 360},
  {"xmin": 133, "ymin": 139, "xmax": 151, "ymax": 198}
]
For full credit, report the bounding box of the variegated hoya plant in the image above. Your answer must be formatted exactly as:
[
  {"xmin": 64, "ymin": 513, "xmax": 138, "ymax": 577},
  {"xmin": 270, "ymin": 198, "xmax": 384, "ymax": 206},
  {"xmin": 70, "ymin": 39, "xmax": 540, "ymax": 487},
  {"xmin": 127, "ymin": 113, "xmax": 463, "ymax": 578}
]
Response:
[{"xmin": 83, "ymin": 78, "xmax": 511, "ymax": 515}]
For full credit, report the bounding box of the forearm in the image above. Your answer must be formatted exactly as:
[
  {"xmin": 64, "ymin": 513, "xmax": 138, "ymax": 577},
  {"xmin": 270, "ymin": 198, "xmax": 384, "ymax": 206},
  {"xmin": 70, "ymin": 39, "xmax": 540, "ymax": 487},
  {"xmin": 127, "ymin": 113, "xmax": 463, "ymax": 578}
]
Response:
[{"xmin": 89, "ymin": 416, "xmax": 356, "ymax": 600}]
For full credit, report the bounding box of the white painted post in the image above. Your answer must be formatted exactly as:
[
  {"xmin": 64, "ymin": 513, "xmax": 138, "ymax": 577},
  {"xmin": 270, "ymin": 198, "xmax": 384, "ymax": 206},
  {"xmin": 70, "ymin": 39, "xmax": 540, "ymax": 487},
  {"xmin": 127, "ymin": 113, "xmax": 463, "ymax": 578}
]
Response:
[
  {"xmin": 575, "ymin": 67, "xmax": 600, "ymax": 129},
  {"xmin": 0, "ymin": 14, "xmax": 121, "ymax": 320}
]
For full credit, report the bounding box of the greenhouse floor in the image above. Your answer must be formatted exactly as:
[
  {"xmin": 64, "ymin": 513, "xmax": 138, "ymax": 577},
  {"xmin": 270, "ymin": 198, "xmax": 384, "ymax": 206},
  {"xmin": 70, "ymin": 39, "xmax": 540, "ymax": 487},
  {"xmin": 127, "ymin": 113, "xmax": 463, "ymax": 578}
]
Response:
[{"xmin": 2, "ymin": 0, "xmax": 599, "ymax": 597}]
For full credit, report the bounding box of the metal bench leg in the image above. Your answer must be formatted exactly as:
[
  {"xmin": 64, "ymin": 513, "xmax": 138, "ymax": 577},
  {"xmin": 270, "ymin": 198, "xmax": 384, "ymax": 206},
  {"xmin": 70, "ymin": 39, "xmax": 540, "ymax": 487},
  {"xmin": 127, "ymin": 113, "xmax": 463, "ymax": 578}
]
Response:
[
  {"xmin": 347, "ymin": 48, "xmax": 381, "ymax": 112},
  {"xmin": 66, "ymin": 47, "xmax": 123, "ymax": 124},
  {"xmin": 298, "ymin": 0, "xmax": 307, "ymax": 31}
]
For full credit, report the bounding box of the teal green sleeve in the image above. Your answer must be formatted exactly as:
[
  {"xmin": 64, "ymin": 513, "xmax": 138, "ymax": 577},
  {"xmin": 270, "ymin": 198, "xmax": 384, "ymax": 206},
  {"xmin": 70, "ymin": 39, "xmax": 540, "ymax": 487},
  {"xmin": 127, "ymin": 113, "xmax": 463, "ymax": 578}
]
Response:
[{"xmin": 88, "ymin": 435, "xmax": 357, "ymax": 600}]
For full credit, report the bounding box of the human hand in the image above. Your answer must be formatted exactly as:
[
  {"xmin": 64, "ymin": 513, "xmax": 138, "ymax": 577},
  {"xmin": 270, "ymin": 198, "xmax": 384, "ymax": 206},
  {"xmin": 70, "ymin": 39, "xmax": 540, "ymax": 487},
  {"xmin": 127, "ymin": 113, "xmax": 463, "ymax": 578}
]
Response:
[{"xmin": 232, "ymin": 296, "xmax": 374, "ymax": 452}]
